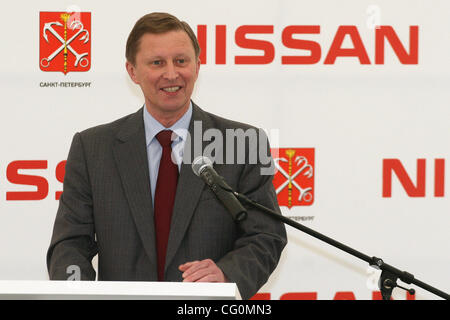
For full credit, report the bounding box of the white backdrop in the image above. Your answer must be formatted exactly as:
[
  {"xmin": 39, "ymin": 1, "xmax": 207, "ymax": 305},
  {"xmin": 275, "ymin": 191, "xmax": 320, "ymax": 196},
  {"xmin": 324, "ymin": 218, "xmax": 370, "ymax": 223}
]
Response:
[{"xmin": 0, "ymin": 0, "xmax": 449, "ymax": 300}]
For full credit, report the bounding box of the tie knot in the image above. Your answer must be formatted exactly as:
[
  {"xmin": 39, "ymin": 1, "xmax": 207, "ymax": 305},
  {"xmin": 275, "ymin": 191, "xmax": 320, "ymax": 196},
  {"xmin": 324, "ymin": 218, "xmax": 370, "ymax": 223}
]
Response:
[{"xmin": 156, "ymin": 130, "xmax": 175, "ymax": 147}]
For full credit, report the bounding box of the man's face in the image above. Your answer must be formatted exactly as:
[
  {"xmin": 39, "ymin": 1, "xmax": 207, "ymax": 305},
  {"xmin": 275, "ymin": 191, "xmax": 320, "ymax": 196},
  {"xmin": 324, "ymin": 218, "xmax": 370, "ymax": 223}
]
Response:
[{"xmin": 126, "ymin": 30, "xmax": 200, "ymax": 120}]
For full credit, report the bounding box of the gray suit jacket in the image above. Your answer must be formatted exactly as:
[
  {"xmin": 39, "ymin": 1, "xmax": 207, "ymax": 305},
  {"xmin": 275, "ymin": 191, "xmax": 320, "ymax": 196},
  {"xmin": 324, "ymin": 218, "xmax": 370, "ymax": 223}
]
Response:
[{"xmin": 47, "ymin": 102, "xmax": 287, "ymax": 299}]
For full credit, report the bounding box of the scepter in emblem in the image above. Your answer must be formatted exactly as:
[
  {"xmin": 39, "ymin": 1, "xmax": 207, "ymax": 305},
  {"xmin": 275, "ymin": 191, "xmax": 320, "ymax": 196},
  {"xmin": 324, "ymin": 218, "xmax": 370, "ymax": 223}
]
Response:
[
  {"xmin": 285, "ymin": 149, "xmax": 296, "ymax": 208},
  {"xmin": 60, "ymin": 13, "xmax": 71, "ymax": 74}
]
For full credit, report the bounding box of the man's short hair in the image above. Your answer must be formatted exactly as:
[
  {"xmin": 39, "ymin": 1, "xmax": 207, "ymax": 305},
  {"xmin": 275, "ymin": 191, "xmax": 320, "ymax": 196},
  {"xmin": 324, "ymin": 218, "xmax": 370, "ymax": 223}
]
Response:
[{"xmin": 126, "ymin": 12, "xmax": 200, "ymax": 65}]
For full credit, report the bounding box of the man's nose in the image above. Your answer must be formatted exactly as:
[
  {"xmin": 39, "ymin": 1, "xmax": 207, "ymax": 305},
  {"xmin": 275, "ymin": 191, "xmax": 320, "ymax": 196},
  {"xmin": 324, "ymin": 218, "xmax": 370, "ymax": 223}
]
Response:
[{"xmin": 163, "ymin": 62, "xmax": 178, "ymax": 80}]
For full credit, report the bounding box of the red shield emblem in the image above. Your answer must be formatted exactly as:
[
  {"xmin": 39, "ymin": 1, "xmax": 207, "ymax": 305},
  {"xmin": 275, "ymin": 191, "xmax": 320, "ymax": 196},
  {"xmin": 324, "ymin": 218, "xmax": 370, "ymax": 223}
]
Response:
[
  {"xmin": 271, "ymin": 148, "xmax": 315, "ymax": 208},
  {"xmin": 39, "ymin": 12, "xmax": 91, "ymax": 74}
]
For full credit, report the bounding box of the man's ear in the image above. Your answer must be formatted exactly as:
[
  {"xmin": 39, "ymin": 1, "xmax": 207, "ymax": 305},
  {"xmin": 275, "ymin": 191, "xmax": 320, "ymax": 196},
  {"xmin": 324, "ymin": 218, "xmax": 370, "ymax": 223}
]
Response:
[
  {"xmin": 125, "ymin": 61, "xmax": 139, "ymax": 84},
  {"xmin": 195, "ymin": 57, "xmax": 201, "ymax": 78}
]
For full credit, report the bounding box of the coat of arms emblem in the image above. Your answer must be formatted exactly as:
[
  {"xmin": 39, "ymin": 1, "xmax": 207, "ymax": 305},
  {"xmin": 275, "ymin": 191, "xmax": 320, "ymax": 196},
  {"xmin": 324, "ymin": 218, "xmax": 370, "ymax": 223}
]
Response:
[
  {"xmin": 39, "ymin": 12, "xmax": 91, "ymax": 74},
  {"xmin": 272, "ymin": 148, "xmax": 315, "ymax": 208}
]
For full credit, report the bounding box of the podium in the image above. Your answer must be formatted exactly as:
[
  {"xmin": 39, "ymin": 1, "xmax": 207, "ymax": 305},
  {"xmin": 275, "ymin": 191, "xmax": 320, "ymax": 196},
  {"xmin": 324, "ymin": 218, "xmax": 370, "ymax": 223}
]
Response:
[{"xmin": 0, "ymin": 281, "xmax": 241, "ymax": 300}]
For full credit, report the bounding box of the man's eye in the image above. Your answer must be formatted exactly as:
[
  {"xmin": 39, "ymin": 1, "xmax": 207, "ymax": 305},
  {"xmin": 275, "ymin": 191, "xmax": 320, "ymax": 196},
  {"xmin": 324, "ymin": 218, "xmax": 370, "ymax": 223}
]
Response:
[
  {"xmin": 152, "ymin": 60, "xmax": 162, "ymax": 65},
  {"xmin": 177, "ymin": 59, "xmax": 185, "ymax": 64}
]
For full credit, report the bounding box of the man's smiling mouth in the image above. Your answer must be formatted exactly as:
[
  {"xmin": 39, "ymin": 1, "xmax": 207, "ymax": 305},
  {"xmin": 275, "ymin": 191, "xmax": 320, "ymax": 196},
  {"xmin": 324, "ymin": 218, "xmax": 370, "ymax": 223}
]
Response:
[{"xmin": 161, "ymin": 86, "xmax": 181, "ymax": 93}]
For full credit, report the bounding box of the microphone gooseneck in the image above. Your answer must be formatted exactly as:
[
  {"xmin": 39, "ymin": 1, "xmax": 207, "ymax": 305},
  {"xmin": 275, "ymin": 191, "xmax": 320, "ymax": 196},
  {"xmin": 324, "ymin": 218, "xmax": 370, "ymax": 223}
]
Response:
[{"xmin": 192, "ymin": 156, "xmax": 247, "ymax": 222}]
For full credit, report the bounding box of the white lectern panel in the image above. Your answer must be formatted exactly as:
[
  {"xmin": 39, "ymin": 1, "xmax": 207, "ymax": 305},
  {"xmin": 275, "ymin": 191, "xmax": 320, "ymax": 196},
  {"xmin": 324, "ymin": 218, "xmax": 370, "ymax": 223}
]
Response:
[{"xmin": 0, "ymin": 281, "xmax": 241, "ymax": 300}]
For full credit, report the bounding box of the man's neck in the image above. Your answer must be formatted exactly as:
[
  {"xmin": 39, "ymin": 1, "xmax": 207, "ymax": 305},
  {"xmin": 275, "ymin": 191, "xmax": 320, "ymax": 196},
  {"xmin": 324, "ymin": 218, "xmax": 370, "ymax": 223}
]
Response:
[{"xmin": 145, "ymin": 102, "xmax": 190, "ymax": 128}]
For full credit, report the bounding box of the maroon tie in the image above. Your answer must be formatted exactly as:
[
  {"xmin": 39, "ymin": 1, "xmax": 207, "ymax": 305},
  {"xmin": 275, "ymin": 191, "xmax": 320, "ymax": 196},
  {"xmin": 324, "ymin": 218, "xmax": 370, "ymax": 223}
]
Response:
[{"xmin": 154, "ymin": 130, "xmax": 179, "ymax": 281}]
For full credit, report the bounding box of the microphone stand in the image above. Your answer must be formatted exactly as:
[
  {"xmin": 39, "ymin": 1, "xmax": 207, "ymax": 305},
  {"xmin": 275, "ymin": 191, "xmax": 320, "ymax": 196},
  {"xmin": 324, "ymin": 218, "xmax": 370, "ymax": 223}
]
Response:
[{"xmin": 230, "ymin": 189, "xmax": 450, "ymax": 300}]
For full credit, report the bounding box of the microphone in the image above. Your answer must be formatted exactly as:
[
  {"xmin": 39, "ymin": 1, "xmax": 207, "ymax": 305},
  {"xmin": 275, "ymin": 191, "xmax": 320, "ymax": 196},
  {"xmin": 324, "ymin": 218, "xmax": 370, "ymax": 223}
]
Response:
[{"xmin": 192, "ymin": 156, "xmax": 247, "ymax": 222}]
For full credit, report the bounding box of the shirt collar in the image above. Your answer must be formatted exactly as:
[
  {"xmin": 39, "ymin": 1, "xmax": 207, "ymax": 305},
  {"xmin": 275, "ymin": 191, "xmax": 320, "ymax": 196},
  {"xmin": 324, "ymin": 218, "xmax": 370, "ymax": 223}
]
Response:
[{"xmin": 143, "ymin": 101, "xmax": 192, "ymax": 147}]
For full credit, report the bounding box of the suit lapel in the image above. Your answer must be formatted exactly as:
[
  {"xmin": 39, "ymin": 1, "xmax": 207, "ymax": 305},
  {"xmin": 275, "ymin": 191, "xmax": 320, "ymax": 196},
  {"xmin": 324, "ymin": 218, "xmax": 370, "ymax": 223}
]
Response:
[
  {"xmin": 165, "ymin": 103, "xmax": 210, "ymax": 270},
  {"xmin": 111, "ymin": 104, "xmax": 212, "ymax": 276},
  {"xmin": 112, "ymin": 108, "xmax": 157, "ymax": 277}
]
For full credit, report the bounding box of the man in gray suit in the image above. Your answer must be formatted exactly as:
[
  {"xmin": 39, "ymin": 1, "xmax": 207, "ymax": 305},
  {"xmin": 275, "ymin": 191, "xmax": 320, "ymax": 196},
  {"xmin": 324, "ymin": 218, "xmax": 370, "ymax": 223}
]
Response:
[{"xmin": 47, "ymin": 12, "xmax": 286, "ymax": 300}]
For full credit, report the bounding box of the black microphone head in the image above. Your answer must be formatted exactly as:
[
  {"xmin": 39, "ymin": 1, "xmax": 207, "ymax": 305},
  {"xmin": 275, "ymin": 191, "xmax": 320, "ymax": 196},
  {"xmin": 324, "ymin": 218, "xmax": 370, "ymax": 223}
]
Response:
[{"xmin": 192, "ymin": 156, "xmax": 213, "ymax": 176}]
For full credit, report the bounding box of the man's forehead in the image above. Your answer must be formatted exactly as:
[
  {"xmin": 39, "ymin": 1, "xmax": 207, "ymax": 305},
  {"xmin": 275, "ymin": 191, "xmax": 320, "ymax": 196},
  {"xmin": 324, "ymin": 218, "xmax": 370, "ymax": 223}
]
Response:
[{"xmin": 137, "ymin": 30, "xmax": 195, "ymax": 55}]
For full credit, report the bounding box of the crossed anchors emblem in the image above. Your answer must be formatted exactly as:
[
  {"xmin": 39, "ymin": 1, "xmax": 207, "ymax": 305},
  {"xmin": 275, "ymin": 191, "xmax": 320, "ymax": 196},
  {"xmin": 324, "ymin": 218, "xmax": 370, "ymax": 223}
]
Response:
[
  {"xmin": 40, "ymin": 13, "xmax": 90, "ymax": 73},
  {"xmin": 274, "ymin": 149, "xmax": 314, "ymax": 208}
]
